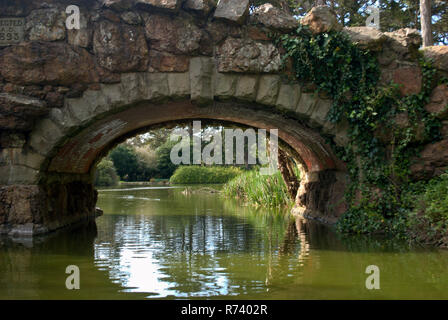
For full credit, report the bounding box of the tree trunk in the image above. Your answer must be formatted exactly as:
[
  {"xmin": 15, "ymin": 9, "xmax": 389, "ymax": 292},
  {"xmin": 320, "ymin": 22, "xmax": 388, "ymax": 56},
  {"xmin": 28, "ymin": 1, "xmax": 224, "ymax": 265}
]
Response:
[{"xmin": 420, "ymin": 0, "xmax": 433, "ymax": 47}]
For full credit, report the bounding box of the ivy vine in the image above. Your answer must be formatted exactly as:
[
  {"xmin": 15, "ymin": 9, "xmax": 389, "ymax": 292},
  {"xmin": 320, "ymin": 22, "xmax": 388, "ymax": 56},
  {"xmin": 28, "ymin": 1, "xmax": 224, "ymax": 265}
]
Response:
[{"xmin": 274, "ymin": 25, "xmax": 443, "ymax": 237}]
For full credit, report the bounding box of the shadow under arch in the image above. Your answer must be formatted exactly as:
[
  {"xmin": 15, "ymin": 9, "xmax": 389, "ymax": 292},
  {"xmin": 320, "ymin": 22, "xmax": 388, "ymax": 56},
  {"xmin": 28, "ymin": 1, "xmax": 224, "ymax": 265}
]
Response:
[
  {"xmin": 28, "ymin": 99, "xmax": 348, "ymax": 234},
  {"xmin": 44, "ymin": 100, "xmax": 344, "ymax": 175}
]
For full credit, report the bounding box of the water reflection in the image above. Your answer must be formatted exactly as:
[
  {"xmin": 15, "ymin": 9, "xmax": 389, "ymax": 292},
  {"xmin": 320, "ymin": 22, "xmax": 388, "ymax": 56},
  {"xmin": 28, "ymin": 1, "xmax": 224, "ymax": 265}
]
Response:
[
  {"xmin": 1, "ymin": 186, "xmax": 448, "ymax": 299},
  {"xmin": 94, "ymin": 212, "xmax": 301, "ymax": 298}
]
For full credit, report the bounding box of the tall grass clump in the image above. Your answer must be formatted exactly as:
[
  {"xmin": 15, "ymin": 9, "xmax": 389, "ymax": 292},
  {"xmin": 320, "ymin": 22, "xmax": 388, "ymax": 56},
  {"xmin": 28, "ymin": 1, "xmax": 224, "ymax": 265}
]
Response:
[
  {"xmin": 222, "ymin": 170, "xmax": 293, "ymax": 208},
  {"xmin": 170, "ymin": 166, "xmax": 242, "ymax": 184},
  {"xmin": 405, "ymin": 172, "xmax": 448, "ymax": 246}
]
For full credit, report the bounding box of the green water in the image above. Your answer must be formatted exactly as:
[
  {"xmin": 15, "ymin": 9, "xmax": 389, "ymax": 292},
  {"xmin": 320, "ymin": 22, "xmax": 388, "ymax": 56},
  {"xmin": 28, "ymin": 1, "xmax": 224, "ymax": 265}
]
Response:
[{"xmin": 1, "ymin": 185, "xmax": 448, "ymax": 299}]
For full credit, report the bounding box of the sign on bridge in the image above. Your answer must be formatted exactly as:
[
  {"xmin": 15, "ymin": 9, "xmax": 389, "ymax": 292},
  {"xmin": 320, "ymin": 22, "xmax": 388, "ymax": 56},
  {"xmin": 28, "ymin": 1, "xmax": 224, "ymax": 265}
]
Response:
[{"xmin": 0, "ymin": 18, "xmax": 24, "ymax": 46}]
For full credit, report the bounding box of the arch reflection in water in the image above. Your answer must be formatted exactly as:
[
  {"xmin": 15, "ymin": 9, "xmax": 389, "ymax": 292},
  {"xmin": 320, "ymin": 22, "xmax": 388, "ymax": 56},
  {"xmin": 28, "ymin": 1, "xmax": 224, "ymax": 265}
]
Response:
[
  {"xmin": 2, "ymin": 185, "xmax": 448, "ymax": 299},
  {"xmin": 94, "ymin": 186, "xmax": 303, "ymax": 298}
]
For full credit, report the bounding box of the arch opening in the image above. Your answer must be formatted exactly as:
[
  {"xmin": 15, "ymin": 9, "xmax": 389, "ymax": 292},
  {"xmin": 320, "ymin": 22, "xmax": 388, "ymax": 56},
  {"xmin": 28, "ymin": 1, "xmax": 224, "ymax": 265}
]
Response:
[{"xmin": 1, "ymin": 97, "xmax": 348, "ymax": 236}]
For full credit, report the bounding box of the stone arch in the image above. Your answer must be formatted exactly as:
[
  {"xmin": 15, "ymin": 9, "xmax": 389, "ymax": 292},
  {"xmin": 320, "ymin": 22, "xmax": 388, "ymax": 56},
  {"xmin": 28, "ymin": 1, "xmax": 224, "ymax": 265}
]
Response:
[
  {"xmin": 3, "ymin": 1, "xmax": 445, "ymax": 236},
  {"xmin": 1, "ymin": 63, "xmax": 349, "ymax": 235}
]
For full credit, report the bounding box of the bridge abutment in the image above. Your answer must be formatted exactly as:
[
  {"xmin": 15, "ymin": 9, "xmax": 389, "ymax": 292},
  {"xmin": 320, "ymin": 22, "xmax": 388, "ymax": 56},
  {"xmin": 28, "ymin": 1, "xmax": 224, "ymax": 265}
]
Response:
[
  {"xmin": 0, "ymin": 177, "xmax": 97, "ymax": 236},
  {"xmin": 293, "ymin": 170, "xmax": 348, "ymax": 225}
]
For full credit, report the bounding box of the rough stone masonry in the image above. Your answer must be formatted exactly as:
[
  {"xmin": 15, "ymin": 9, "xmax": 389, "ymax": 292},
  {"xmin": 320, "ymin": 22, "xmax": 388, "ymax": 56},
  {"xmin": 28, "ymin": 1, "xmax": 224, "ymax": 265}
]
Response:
[{"xmin": 0, "ymin": 1, "xmax": 447, "ymax": 235}]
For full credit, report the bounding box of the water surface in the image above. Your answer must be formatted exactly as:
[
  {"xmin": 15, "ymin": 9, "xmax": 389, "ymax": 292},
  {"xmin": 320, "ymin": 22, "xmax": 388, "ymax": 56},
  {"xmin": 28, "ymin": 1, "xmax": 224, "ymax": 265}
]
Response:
[{"xmin": 1, "ymin": 185, "xmax": 448, "ymax": 299}]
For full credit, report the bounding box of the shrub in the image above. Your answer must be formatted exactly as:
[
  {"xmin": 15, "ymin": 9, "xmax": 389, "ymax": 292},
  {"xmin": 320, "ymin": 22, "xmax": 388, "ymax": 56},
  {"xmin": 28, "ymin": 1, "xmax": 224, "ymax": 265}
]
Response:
[
  {"xmin": 94, "ymin": 159, "xmax": 119, "ymax": 187},
  {"xmin": 170, "ymin": 166, "xmax": 241, "ymax": 184},
  {"xmin": 421, "ymin": 172, "xmax": 448, "ymax": 221}
]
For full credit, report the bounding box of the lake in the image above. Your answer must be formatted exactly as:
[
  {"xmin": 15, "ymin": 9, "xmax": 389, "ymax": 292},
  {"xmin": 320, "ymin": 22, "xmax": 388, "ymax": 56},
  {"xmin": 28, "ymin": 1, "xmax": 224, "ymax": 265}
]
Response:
[{"xmin": 1, "ymin": 185, "xmax": 448, "ymax": 299}]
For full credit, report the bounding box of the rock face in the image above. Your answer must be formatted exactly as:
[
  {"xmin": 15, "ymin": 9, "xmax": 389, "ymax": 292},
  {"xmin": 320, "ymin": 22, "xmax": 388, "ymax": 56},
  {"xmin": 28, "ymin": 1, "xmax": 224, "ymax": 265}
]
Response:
[
  {"xmin": 411, "ymin": 139, "xmax": 448, "ymax": 180},
  {"xmin": 184, "ymin": 0, "xmax": 216, "ymax": 15},
  {"xmin": 294, "ymin": 170, "xmax": 348, "ymax": 224},
  {"xmin": 101, "ymin": 0, "xmax": 135, "ymax": 10},
  {"xmin": 384, "ymin": 28, "xmax": 421, "ymax": 59},
  {"xmin": 0, "ymin": 182, "xmax": 97, "ymax": 236},
  {"xmin": 342, "ymin": 27, "xmax": 387, "ymax": 51},
  {"xmin": 251, "ymin": 3, "xmax": 299, "ymax": 32},
  {"xmin": 0, "ymin": 93, "xmax": 48, "ymax": 130},
  {"xmin": 425, "ymin": 84, "xmax": 448, "ymax": 119},
  {"xmin": 0, "ymin": 185, "xmax": 45, "ymax": 231},
  {"xmin": 0, "ymin": 42, "xmax": 99, "ymax": 86},
  {"xmin": 214, "ymin": 0, "xmax": 250, "ymax": 24},
  {"xmin": 136, "ymin": 0, "xmax": 181, "ymax": 11},
  {"xmin": 25, "ymin": 8, "xmax": 66, "ymax": 42},
  {"xmin": 423, "ymin": 46, "xmax": 448, "ymax": 73},
  {"xmin": 143, "ymin": 14, "xmax": 204, "ymax": 55},
  {"xmin": 216, "ymin": 38, "xmax": 281, "ymax": 73},
  {"xmin": 148, "ymin": 51, "xmax": 190, "ymax": 72},
  {"xmin": 93, "ymin": 20, "xmax": 149, "ymax": 72},
  {"xmin": 300, "ymin": 5, "xmax": 342, "ymax": 34},
  {"xmin": 393, "ymin": 66, "xmax": 422, "ymax": 96},
  {"xmin": 67, "ymin": 8, "xmax": 92, "ymax": 48}
]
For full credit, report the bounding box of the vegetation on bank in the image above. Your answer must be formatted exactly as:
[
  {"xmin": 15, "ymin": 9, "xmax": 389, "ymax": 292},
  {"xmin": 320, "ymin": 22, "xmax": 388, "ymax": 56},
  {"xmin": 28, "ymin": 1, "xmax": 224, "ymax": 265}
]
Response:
[
  {"xmin": 170, "ymin": 166, "xmax": 242, "ymax": 184},
  {"xmin": 94, "ymin": 159, "xmax": 119, "ymax": 187},
  {"xmin": 274, "ymin": 24, "xmax": 447, "ymax": 245},
  {"xmin": 405, "ymin": 172, "xmax": 448, "ymax": 246},
  {"xmin": 109, "ymin": 141, "xmax": 178, "ymax": 182},
  {"xmin": 222, "ymin": 169, "xmax": 294, "ymax": 208},
  {"xmin": 94, "ymin": 135, "xmax": 179, "ymax": 186},
  {"xmin": 94, "ymin": 124, "xmax": 259, "ymax": 186}
]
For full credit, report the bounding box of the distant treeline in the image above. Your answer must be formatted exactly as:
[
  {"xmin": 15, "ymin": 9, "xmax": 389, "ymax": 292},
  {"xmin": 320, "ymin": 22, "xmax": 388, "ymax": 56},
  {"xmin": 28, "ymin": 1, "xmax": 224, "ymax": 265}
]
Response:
[{"xmin": 94, "ymin": 140, "xmax": 177, "ymax": 186}]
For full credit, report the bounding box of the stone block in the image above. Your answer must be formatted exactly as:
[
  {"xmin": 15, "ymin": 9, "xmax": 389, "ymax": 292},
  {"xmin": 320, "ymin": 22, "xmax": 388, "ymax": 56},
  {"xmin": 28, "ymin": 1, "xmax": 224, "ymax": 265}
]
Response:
[
  {"xmin": 167, "ymin": 73, "xmax": 191, "ymax": 99},
  {"xmin": 214, "ymin": 0, "xmax": 250, "ymax": 24},
  {"xmin": 214, "ymin": 73, "xmax": 238, "ymax": 100},
  {"xmin": 190, "ymin": 57, "xmax": 214, "ymax": 105},
  {"xmin": 141, "ymin": 73, "xmax": 169, "ymax": 101},
  {"xmin": 276, "ymin": 83, "xmax": 301, "ymax": 111},
  {"xmin": 235, "ymin": 75, "xmax": 259, "ymax": 101},
  {"xmin": 256, "ymin": 75, "xmax": 280, "ymax": 105}
]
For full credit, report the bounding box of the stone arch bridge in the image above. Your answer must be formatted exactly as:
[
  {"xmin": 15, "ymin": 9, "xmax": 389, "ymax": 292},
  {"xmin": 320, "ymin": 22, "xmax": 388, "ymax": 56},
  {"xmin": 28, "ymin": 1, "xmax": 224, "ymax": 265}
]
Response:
[{"xmin": 1, "ymin": 0, "xmax": 447, "ymax": 236}]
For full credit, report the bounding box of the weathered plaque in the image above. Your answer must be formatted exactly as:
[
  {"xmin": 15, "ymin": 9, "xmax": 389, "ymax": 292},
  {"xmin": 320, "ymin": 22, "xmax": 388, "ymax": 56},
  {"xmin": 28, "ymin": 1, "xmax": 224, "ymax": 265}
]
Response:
[{"xmin": 0, "ymin": 18, "xmax": 24, "ymax": 46}]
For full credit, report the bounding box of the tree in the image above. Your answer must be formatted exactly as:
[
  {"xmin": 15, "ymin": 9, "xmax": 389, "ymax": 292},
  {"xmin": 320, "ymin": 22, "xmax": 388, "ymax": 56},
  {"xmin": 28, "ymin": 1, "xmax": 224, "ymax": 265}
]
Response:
[
  {"xmin": 249, "ymin": 0, "xmax": 446, "ymax": 44},
  {"xmin": 126, "ymin": 127, "xmax": 174, "ymax": 149},
  {"xmin": 420, "ymin": 0, "xmax": 433, "ymax": 46},
  {"xmin": 109, "ymin": 145, "xmax": 140, "ymax": 181},
  {"xmin": 94, "ymin": 158, "xmax": 119, "ymax": 187},
  {"xmin": 433, "ymin": 0, "xmax": 448, "ymax": 44},
  {"xmin": 155, "ymin": 140, "xmax": 179, "ymax": 179}
]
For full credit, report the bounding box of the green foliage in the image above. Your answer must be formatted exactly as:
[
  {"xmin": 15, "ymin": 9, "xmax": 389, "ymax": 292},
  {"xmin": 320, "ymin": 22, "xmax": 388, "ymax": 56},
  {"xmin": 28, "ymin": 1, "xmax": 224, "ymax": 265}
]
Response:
[
  {"xmin": 253, "ymin": 0, "xmax": 448, "ymax": 45},
  {"xmin": 276, "ymin": 25, "xmax": 380, "ymax": 118},
  {"xmin": 127, "ymin": 128, "xmax": 175, "ymax": 150},
  {"xmin": 155, "ymin": 140, "xmax": 180, "ymax": 179},
  {"xmin": 222, "ymin": 169, "xmax": 293, "ymax": 208},
  {"xmin": 274, "ymin": 25, "xmax": 443, "ymax": 239},
  {"xmin": 420, "ymin": 172, "xmax": 448, "ymax": 222},
  {"xmin": 170, "ymin": 166, "xmax": 241, "ymax": 184},
  {"xmin": 109, "ymin": 145, "xmax": 138, "ymax": 180},
  {"xmin": 110, "ymin": 144, "xmax": 155, "ymax": 181},
  {"xmin": 94, "ymin": 158, "xmax": 119, "ymax": 187},
  {"xmin": 401, "ymin": 172, "xmax": 448, "ymax": 245}
]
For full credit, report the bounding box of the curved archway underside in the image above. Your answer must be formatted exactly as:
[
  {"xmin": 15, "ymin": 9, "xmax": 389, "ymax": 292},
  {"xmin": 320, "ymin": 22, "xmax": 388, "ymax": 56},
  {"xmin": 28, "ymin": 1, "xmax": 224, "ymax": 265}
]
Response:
[
  {"xmin": 1, "ymin": 62, "xmax": 353, "ymax": 236},
  {"xmin": 47, "ymin": 101, "xmax": 343, "ymax": 175}
]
